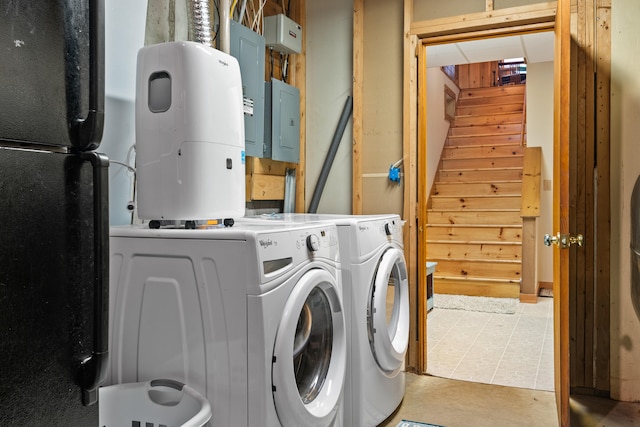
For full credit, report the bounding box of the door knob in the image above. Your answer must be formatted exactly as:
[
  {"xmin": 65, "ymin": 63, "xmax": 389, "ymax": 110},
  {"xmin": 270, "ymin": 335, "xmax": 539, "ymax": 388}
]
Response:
[{"xmin": 543, "ymin": 233, "xmax": 584, "ymax": 249}]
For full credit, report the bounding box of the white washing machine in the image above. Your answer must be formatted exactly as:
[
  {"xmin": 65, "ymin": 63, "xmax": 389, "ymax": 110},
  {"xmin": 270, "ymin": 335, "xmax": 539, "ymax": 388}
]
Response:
[
  {"xmin": 242, "ymin": 214, "xmax": 410, "ymax": 426},
  {"xmin": 108, "ymin": 222, "xmax": 346, "ymax": 426}
]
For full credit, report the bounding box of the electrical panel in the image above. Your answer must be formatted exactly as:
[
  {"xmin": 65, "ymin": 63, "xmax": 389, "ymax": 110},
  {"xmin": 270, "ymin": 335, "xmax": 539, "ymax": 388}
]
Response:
[
  {"xmin": 264, "ymin": 78, "xmax": 300, "ymax": 164},
  {"xmin": 264, "ymin": 14, "xmax": 302, "ymax": 54},
  {"xmin": 230, "ymin": 20, "xmax": 266, "ymax": 158}
]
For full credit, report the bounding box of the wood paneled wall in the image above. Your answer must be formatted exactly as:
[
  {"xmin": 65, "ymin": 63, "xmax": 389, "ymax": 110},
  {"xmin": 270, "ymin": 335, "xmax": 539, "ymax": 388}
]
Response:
[
  {"xmin": 457, "ymin": 61, "xmax": 499, "ymax": 89},
  {"xmin": 569, "ymin": 0, "xmax": 611, "ymax": 396}
]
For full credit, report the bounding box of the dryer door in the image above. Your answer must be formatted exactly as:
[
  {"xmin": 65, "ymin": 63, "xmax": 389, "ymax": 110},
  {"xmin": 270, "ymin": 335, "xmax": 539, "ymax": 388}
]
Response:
[
  {"xmin": 272, "ymin": 268, "xmax": 346, "ymax": 427},
  {"xmin": 368, "ymin": 247, "xmax": 410, "ymax": 373}
]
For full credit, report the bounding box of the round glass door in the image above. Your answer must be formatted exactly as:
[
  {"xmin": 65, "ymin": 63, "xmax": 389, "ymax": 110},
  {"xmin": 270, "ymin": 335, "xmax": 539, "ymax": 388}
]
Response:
[
  {"xmin": 272, "ymin": 269, "xmax": 346, "ymax": 427},
  {"xmin": 368, "ymin": 248, "xmax": 409, "ymax": 373},
  {"xmin": 294, "ymin": 286, "xmax": 333, "ymax": 403}
]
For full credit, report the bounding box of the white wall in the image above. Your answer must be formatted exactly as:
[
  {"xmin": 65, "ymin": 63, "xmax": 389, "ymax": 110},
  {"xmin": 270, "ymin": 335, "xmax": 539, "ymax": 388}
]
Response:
[
  {"xmin": 305, "ymin": 0, "xmax": 354, "ymax": 213},
  {"xmin": 526, "ymin": 61, "xmax": 554, "ymax": 284},
  {"xmin": 610, "ymin": 0, "xmax": 640, "ymax": 402},
  {"xmin": 101, "ymin": 0, "xmax": 147, "ymax": 225},
  {"xmin": 426, "ymin": 68, "xmax": 458, "ymax": 195}
]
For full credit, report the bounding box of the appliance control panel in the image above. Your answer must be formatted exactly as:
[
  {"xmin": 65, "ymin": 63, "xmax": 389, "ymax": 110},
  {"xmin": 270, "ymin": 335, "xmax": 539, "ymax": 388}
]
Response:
[
  {"xmin": 356, "ymin": 217, "xmax": 404, "ymax": 258},
  {"xmin": 256, "ymin": 224, "xmax": 339, "ymax": 279}
]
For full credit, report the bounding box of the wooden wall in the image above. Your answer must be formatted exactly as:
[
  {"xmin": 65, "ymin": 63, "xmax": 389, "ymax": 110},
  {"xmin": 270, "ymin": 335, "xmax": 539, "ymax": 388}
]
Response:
[
  {"xmin": 569, "ymin": 0, "xmax": 611, "ymax": 396},
  {"xmin": 457, "ymin": 61, "xmax": 499, "ymax": 89}
]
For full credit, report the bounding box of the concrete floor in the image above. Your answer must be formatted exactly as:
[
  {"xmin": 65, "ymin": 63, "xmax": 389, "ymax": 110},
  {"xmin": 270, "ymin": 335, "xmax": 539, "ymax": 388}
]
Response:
[{"xmin": 379, "ymin": 373, "xmax": 640, "ymax": 427}]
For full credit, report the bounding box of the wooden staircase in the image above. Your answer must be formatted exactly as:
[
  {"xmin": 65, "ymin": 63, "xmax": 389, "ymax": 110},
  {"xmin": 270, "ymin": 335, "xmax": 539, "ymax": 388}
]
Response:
[{"xmin": 428, "ymin": 85, "xmax": 526, "ymax": 299}]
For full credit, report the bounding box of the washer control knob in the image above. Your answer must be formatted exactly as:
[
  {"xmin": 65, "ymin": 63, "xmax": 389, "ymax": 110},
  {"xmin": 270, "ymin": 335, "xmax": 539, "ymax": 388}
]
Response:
[
  {"xmin": 384, "ymin": 223, "xmax": 392, "ymax": 236},
  {"xmin": 306, "ymin": 234, "xmax": 320, "ymax": 252}
]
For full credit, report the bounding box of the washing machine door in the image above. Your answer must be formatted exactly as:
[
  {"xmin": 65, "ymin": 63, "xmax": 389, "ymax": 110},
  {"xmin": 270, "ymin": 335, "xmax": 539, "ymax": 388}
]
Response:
[
  {"xmin": 272, "ymin": 268, "xmax": 346, "ymax": 427},
  {"xmin": 368, "ymin": 247, "xmax": 410, "ymax": 373}
]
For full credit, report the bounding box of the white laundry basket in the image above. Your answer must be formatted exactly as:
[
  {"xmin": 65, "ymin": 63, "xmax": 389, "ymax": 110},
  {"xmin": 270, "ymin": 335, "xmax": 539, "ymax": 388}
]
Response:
[{"xmin": 99, "ymin": 379, "xmax": 212, "ymax": 427}]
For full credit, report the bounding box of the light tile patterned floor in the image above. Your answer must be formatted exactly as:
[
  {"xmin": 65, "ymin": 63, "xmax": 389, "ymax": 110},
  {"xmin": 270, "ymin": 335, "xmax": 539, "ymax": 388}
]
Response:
[{"xmin": 426, "ymin": 296, "xmax": 554, "ymax": 391}]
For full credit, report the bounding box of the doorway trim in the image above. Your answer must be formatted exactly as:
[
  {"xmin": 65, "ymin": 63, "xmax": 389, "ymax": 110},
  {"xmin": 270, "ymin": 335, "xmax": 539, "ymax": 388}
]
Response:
[{"xmin": 403, "ymin": 0, "xmax": 557, "ymax": 376}]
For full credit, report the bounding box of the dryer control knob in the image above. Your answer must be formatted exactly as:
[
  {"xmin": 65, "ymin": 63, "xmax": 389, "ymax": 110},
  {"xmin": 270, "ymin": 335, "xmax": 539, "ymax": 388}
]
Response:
[
  {"xmin": 384, "ymin": 223, "xmax": 392, "ymax": 236},
  {"xmin": 306, "ymin": 234, "xmax": 320, "ymax": 252}
]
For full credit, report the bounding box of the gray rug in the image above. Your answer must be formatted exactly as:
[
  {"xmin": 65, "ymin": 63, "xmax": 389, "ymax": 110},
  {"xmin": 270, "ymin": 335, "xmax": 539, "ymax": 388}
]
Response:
[
  {"xmin": 396, "ymin": 421, "xmax": 445, "ymax": 427},
  {"xmin": 433, "ymin": 293, "xmax": 519, "ymax": 314}
]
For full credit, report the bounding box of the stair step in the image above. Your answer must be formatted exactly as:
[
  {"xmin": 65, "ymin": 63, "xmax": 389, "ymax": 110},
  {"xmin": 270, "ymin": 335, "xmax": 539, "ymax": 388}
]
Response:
[
  {"xmin": 456, "ymin": 103, "xmax": 523, "ymax": 116},
  {"xmin": 426, "ymin": 83, "xmax": 528, "ymax": 300},
  {"xmin": 434, "ymin": 181, "xmax": 522, "ymax": 196},
  {"xmin": 437, "ymin": 169, "xmax": 523, "ymax": 182},
  {"xmin": 441, "ymin": 144, "xmax": 524, "ymax": 160},
  {"xmin": 454, "ymin": 112, "xmax": 524, "ymax": 127},
  {"xmin": 446, "ymin": 133, "xmax": 522, "ymax": 146},
  {"xmin": 428, "ymin": 241, "xmax": 522, "ymax": 261},
  {"xmin": 431, "ymin": 259, "xmax": 521, "ymax": 281},
  {"xmin": 431, "ymin": 195, "xmax": 521, "ymax": 210},
  {"xmin": 441, "ymin": 156, "xmax": 524, "ymax": 170},
  {"xmin": 457, "ymin": 94, "xmax": 525, "ymax": 107},
  {"xmin": 427, "ymin": 209, "xmax": 523, "ymax": 225},
  {"xmin": 459, "ymin": 85, "xmax": 526, "ymax": 99},
  {"xmin": 427, "ymin": 225, "xmax": 522, "ymax": 243},
  {"xmin": 449, "ymin": 123, "xmax": 523, "ymax": 137},
  {"xmin": 433, "ymin": 277, "xmax": 521, "ymax": 298}
]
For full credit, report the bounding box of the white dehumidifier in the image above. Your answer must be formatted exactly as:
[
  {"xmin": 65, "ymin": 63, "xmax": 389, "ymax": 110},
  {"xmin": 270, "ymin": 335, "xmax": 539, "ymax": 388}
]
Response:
[{"xmin": 135, "ymin": 41, "xmax": 245, "ymax": 228}]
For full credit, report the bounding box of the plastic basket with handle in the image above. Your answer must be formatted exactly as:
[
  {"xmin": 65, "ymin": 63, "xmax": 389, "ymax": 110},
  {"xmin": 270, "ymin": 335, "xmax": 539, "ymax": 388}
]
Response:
[{"xmin": 99, "ymin": 379, "xmax": 212, "ymax": 427}]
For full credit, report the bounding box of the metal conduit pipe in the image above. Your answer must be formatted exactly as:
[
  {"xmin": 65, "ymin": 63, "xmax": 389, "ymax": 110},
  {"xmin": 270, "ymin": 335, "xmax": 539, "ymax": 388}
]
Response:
[
  {"xmin": 187, "ymin": 0, "xmax": 212, "ymax": 47},
  {"xmin": 631, "ymin": 175, "xmax": 640, "ymax": 319},
  {"xmin": 219, "ymin": 0, "xmax": 231, "ymax": 53},
  {"xmin": 308, "ymin": 96, "xmax": 353, "ymax": 214}
]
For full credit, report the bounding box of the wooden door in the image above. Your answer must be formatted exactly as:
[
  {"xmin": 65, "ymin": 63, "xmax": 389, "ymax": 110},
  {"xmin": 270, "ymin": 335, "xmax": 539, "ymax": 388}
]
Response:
[{"xmin": 553, "ymin": 0, "xmax": 571, "ymax": 425}]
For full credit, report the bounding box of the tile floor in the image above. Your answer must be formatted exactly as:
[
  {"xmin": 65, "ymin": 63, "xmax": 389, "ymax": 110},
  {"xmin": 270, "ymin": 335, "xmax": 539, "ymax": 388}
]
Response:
[{"xmin": 426, "ymin": 295, "xmax": 554, "ymax": 391}]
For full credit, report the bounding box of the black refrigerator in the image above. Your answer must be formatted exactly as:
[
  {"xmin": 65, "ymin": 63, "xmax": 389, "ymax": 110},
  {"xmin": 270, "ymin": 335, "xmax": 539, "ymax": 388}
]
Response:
[{"xmin": 0, "ymin": 0, "xmax": 109, "ymax": 425}]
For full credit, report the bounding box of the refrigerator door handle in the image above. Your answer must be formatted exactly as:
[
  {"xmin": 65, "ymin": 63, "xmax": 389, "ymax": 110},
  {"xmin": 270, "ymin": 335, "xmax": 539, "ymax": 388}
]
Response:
[
  {"xmin": 79, "ymin": 152, "xmax": 110, "ymax": 405},
  {"xmin": 70, "ymin": 0, "xmax": 105, "ymax": 152}
]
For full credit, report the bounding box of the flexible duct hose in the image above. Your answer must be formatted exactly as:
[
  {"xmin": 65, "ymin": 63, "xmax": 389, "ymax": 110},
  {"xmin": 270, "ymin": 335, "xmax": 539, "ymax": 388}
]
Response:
[{"xmin": 188, "ymin": 0, "xmax": 212, "ymax": 47}]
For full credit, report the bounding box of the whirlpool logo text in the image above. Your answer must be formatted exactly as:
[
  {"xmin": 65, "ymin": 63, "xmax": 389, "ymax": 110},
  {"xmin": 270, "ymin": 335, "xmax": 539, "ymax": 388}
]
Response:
[{"xmin": 259, "ymin": 239, "xmax": 274, "ymax": 248}]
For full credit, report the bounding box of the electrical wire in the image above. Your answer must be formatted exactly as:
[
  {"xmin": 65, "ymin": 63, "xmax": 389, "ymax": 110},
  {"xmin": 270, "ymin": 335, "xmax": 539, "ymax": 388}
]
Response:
[
  {"xmin": 391, "ymin": 158, "xmax": 403, "ymax": 169},
  {"xmin": 230, "ymin": 0, "xmax": 238, "ymax": 20},
  {"xmin": 243, "ymin": 0, "xmax": 252, "ymax": 27},
  {"xmin": 110, "ymin": 160, "xmax": 136, "ymax": 174},
  {"xmin": 212, "ymin": 0, "xmax": 220, "ymax": 44},
  {"xmin": 251, "ymin": 0, "xmax": 267, "ymax": 33},
  {"xmin": 281, "ymin": 53, "xmax": 289, "ymax": 83},
  {"xmin": 110, "ymin": 143, "xmax": 137, "ymax": 174},
  {"xmin": 270, "ymin": 48, "xmax": 274, "ymax": 79},
  {"xmin": 238, "ymin": 0, "xmax": 247, "ymax": 24}
]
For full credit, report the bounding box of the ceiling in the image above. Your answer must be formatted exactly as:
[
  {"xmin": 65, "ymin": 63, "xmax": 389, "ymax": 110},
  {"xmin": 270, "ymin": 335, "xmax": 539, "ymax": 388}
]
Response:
[{"xmin": 425, "ymin": 31, "xmax": 555, "ymax": 68}]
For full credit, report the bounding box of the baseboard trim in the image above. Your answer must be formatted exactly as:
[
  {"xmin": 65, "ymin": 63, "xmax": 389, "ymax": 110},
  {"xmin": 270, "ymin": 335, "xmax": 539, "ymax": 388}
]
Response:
[
  {"xmin": 539, "ymin": 281, "xmax": 553, "ymax": 290},
  {"xmin": 570, "ymin": 386, "xmax": 611, "ymax": 398},
  {"xmin": 519, "ymin": 292, "xmax": 538, "ymax": 304}
]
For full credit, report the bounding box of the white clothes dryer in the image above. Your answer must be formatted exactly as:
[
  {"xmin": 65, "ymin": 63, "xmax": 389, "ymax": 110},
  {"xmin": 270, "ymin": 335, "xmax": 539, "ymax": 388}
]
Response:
[
  {"xmin": 242, "ymin": 214, "xmax": 410, "ymax": 426},
  {"xmin": 108, "ymin": 222, "xmax": 346, "ymax": 427}
]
